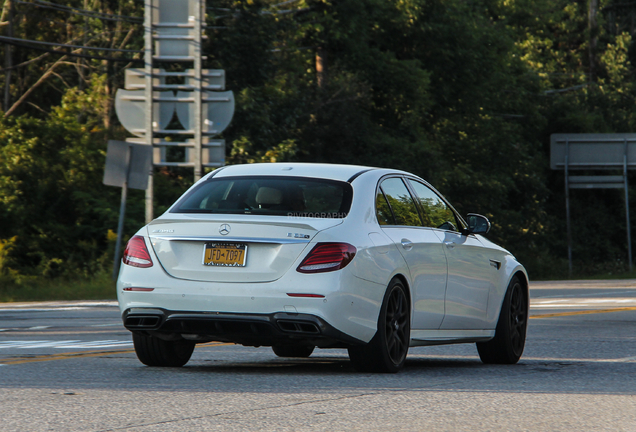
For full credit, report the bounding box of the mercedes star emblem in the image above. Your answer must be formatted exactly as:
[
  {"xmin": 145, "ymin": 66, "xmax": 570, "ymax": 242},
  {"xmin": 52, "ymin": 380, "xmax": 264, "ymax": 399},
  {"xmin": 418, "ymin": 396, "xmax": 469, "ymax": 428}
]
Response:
[{"xmin": 219, "ymin": 224, "xmax": 231, "ymax": 236}]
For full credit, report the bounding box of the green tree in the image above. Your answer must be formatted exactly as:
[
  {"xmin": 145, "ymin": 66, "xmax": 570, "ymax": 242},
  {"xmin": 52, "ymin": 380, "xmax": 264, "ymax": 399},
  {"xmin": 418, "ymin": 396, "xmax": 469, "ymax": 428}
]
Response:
[
  {"xmin": 2, "ymin": 0, "xmax": 636, "ymax": 281},
  {"xmin": 0, "ymin": 76, "xmax": 135, "ymax": 278}
]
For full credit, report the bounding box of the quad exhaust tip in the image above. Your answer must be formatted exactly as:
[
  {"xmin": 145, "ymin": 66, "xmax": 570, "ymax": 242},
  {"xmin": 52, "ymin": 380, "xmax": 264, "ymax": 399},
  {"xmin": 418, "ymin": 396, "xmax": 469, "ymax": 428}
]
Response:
[
  {"xmin": 124, "ymin": 315, "xmax": 161, "ymax": 329},
  {"xmin": 277, "ymin": 320, "xmax": 320, "ymax": 334}
]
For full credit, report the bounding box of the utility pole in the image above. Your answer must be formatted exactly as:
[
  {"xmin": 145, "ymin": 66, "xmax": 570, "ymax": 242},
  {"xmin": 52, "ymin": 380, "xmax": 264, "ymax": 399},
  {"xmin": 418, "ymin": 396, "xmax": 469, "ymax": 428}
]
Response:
[
  {"xmin": 80, "ymin": 0, "xmax": 88, "ymax": 90},
  {"xmin": 3, "ymin": 0, "xmax": 14, "ymax": 111},
  {"xmin": 316, "ymin": 47, "xmax": 326, "ymax": 89},
  {"xmin": 589, "ymin": 0, "xmax": 599, "ymax": 81}
]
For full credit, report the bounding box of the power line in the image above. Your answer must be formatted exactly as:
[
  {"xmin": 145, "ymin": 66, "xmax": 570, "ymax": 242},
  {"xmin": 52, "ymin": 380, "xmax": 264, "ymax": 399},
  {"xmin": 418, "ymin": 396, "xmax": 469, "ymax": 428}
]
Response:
[
  {"xmin": 0, "ymin": 35, "xmax": 142, "ymax": 53},
  {"xmin": 207, "ymin": 0, "xmax": 301, "ymax": 12},
  {"xmin": 28, "ymin": 0, "xmax": 143, "ymax": 22},
  {"xmin": 0, "ymin": 37, "xmax": 143, "ymax": 62},
  {"xmin": 16, "ymin": 0, "xmax": 143, "ymax": 23},
  {"xmin": 207, "ymin": 0, "xmax": 310, "ymax": 19},
  {"xmin": 14, "ymin": 8, "xmax": 140, "ymax": 30}
]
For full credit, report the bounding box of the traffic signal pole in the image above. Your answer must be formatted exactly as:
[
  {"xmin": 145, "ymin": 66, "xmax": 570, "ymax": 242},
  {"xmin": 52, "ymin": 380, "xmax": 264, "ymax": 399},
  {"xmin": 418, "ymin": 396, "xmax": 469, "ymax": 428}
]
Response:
[
  {"xmin": 144, "ymin": 0, "xmax": 154, "ymax": 223},
  {"xmin": 114, "ymin": 0, "xmax": 234, "ymax": 223},
  {"xmin": 194, "ymin": 0, "xmax": 203, "ymax": 182}
]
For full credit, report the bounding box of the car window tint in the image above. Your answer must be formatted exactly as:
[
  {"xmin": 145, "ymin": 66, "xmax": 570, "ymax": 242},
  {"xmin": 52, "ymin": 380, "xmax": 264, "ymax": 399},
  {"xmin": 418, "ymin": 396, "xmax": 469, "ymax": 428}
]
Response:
[
  {"xmin": 376, "ymin": 190, "xmax": 394, "ymax": 225},
  {"xmin": 407, "ymin": 179, "xmax": 457, "ymax": 231},
  {"xmin": 379, "ymin": 178, "xmax": 422, "ymax": 226},
  {"xmin": 303, "ymin": 183, "xmax": 345, "ymax": 214},
  {"xmin": 171, "ymin": 176, "xmax": 352, "ymax": 218}
]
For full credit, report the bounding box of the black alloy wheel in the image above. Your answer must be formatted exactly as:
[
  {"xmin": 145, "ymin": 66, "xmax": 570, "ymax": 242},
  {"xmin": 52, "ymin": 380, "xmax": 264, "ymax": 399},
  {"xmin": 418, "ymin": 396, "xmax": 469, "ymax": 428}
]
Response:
[
  {"xmin": 384, "ymin": 283, "xmax": 410, "ymax": 365},
  {"xmin": 348, "ymin": 278, "xmax": 410, "ymax": 373},
  {"xmin": 132, "ymin": 332, "xmax": 195, "ymax": 367},
  {"xmin": 508, "ymin": 280, "xmax": 528, "ymax": 355},
  {"xmin": 477, "ymin": 276, "xmax": 528, "ymax": 364}
]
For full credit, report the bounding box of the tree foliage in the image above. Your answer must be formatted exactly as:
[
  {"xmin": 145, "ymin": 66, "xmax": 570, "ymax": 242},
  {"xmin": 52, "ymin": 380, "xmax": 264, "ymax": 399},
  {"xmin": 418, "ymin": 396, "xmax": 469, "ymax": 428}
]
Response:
[
  {"xmin": 2, "ymin": 0, "xmax": 636, "ymax": 281},
  {"xmin": 0, "ymin": 76, "xmax": 128, "ymax": 278}
]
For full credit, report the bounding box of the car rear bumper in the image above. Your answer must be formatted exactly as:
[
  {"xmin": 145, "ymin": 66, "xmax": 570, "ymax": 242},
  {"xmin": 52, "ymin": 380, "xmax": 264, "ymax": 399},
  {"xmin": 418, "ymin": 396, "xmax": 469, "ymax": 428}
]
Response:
[{"xmin": 122, "ymin": 308, "xmax": 366, "ymax": 348}]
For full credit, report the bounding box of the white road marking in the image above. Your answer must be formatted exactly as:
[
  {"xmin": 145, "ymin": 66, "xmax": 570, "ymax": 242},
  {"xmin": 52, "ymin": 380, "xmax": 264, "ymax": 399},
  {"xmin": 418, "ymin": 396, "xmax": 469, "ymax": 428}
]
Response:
[
  {"xmin": 0, "ymin": 301, "xmax": 118, "ymax": 312},
  {"xmin": 531, "ymin": 297, "xmax": 636, "ymax": 309},
  {"xmin": 0, "ymin": 340, "xmax": 132, "ymax": 349},
  {"xmin": 533, "ymin": 290, "xmax": 636, "ymax": 299},
  {"xmin": 408, "ymin": 354, "xmax": 636, "ymax": 363},
  {"xmin": 0, "ymin": 307, "xmax": 90, "ymax": 312},
  {"xmin": 521, "ymin": 356, "xmax": 636, "ymax": 363},
  {"xmin": 0, "ymin": 323, "xmax": 121, "ymax": 331},
  {"xmin": 58, "ymin": 301, "xmax": 118, "ymax": 307}
]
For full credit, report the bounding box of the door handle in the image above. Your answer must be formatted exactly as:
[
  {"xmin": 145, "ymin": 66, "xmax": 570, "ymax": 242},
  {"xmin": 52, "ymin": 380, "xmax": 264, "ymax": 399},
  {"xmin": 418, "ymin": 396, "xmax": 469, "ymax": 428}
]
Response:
[
  {"xmin": 401, "ymin": 239, "xmax": 413, "ymax": 250},
  {"xmin": 444, "ymin": 241, "xmax": 455, "ymax": 249}
]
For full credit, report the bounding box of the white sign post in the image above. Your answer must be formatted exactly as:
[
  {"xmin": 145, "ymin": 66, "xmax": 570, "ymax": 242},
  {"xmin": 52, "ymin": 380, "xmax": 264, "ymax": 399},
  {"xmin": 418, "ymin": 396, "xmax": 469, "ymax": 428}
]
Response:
[{"xmin": 103, "ymin": 140, "xmax": 153, "ymax": 279}]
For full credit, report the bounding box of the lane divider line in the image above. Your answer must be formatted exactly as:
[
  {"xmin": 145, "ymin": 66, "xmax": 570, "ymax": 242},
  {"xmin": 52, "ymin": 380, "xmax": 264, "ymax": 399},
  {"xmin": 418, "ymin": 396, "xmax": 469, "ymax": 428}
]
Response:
[
  {"xmin": 0, "ymin": 349, "xmax": 135, "ymax": 365},
  {"xmin": 531, "ymin": 306, "xmax": 636, "ymax": 319},
  {"xmin": 0, "ymin": 340, "xmax": 133, "ymax": 349},
  {"xmin": 532, "ymin": 290, "xmax": 636, "ymax": 299},
  {"xmin": 0, "ymin": 341, "xmax": 233, "ymax": 365}
]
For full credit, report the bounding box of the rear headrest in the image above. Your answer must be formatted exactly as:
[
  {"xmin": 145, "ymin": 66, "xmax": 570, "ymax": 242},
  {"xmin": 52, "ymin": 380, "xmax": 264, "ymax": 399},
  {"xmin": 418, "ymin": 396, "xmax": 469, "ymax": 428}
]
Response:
[{"xmin": 255, "ymin": 187, "xmax": 283, "ymax": 205}]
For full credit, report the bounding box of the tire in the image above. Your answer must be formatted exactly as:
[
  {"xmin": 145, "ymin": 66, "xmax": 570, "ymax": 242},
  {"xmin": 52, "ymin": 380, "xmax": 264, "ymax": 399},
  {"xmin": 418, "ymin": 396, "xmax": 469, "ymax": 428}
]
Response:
[
  {"xmin": 477, "ymin": 275, "xmax": 528, "ymax": 364},
  {"xmin": 272, "ymin": 345, "xmax": 315, "ymax": 358},
  {"xmin": 132, "ymin": 332, "xmax": 195, "ymax": 367},
  {"xmin": 348, "ymin": 278, "xmax": 410, "ymax": 373}
]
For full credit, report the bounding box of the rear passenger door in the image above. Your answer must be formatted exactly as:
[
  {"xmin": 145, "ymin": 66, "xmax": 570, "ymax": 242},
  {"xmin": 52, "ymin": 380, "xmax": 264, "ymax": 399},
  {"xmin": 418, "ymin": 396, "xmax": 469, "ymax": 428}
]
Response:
[{"xmin": 376, "ymin": 177, "xmax": 448, "ymax": 330}]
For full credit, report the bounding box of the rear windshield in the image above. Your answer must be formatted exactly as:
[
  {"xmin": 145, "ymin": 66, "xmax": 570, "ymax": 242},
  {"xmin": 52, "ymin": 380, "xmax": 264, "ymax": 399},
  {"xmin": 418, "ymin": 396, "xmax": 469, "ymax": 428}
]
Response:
[{"xmin": 170, "ymin": 176, "xmax": 353, "ymax": 218}]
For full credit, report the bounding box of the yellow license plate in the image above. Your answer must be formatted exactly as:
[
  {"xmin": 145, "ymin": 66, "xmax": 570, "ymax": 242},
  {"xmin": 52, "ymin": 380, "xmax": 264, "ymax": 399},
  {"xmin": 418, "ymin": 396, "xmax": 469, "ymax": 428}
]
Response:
[{"xmin": 203, "ymin": 243, "xmax": 247, "ymax": 267}]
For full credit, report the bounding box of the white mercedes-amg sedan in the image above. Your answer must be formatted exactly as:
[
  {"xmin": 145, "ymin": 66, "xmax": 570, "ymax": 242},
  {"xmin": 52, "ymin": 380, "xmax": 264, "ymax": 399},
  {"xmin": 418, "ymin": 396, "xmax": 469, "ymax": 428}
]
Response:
[{"xmin": 117, "ymin": 163, "xmax": 529, "ymax": 373}]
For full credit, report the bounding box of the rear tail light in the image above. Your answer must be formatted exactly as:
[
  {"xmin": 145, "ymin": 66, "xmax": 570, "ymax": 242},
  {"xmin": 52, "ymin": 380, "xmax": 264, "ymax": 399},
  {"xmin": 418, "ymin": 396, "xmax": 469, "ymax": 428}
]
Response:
[
  {"xmin": 122, "ymin": 235, "xmax": 153, "ymax": 268},
  {"xmin": 297, "ymin": 243, "xmax": 356, "ymax": 274}
]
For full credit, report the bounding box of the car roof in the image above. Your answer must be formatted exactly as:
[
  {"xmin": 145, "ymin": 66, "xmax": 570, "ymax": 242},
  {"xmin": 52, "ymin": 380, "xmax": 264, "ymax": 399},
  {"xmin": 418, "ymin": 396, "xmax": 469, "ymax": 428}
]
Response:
[{"xmin": 207, "ymin": 162, "xmax": 385, "ymax": 182}]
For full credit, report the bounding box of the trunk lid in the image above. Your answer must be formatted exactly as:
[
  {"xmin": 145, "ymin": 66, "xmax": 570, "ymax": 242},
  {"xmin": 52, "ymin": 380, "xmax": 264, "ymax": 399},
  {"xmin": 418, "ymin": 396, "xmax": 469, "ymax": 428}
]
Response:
[{"xmin": 147, "ymin": 215, "xmax": 342, "ymax": 283}]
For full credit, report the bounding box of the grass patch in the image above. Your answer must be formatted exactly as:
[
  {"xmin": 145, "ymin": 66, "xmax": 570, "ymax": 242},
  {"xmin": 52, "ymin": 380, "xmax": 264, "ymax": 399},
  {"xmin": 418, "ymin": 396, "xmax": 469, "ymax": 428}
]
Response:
[{"xmin": 0, "ymin": 271, "xmax": 116, "ymax": 302}]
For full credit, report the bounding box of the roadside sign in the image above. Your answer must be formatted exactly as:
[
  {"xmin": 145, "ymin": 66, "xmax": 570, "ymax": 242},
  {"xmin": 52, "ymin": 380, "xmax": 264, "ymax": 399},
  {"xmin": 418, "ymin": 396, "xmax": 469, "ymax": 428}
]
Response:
[
  {"xmin": 103, "ymin": 140, "xmax": 153, "ymax": 190},
  {"xmin": 550, "ymin": 133, "xmax": 635, "ymax": 275}
]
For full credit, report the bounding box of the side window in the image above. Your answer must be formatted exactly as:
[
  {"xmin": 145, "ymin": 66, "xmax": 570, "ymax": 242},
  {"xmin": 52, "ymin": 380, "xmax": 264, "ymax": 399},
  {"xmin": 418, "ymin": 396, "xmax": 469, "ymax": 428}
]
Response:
[
  {"xmin": 379, "ymin": 178, "xmax": 422, "ymax": 226},
  {"xmin": 376, "ymin": 191, "xmax": 394, "ymax": 225},
  {"xmin": 407, "ymin": 179, "xmax": 457, "ymax": 231}
]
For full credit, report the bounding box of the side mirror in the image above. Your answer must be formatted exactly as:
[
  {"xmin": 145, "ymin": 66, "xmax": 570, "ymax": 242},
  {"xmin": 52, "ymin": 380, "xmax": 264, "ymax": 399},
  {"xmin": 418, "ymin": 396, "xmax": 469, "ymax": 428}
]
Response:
[{"xmin": 466, "ymin": 213, "xmax": 490, "ymax": 235}]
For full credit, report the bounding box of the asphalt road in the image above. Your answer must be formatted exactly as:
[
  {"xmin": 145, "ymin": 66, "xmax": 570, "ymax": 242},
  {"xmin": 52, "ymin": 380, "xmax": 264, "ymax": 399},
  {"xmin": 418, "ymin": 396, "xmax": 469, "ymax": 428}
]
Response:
[{"xmin": 1, "ymin": 280, "xmax": 635, "ymax": 431}]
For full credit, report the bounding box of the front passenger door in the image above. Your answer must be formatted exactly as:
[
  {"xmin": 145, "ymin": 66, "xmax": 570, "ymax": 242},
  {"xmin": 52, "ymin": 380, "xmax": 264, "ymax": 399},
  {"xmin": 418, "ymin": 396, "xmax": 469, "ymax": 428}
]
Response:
[{"xmin": 407, "ymin": 179, "xmax": 493, "ymax": 330}]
